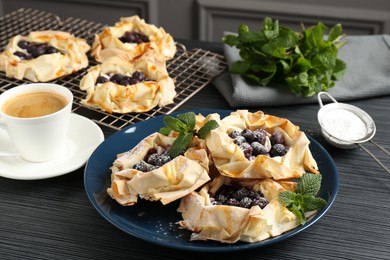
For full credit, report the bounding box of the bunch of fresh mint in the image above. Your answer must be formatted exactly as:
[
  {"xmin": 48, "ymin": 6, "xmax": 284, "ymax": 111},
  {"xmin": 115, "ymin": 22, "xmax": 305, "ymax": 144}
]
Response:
[
  {"xmin": 159, "ymin": 112, "xmax": 219, "ymax": 158},
  {"xmin": 279, "ymin": 173, "xmax": 327, "ymax": 225},
  {"xmin": 223, "ymin": 17, "xmax": 347, "ymax": 97}
]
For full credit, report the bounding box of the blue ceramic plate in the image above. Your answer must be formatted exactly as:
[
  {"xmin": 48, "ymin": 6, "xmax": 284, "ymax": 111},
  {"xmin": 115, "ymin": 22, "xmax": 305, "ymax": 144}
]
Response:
[{"xmin": 84, "ymin": 109, "xmax": 338, "ymax": 252}]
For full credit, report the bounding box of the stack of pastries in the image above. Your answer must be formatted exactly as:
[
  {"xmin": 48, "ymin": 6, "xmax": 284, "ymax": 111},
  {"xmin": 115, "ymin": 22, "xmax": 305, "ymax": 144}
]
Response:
[
  {"xmin": 80, "ymin": 16, "xmax": 177, "ymax": 113},
  {"xmin": 0, "ymin": 15, "xmax": 177, "ymax": 113},
  {"xmin": 107, "ymin": 110, "xmax": 322, "ymax": 244}
]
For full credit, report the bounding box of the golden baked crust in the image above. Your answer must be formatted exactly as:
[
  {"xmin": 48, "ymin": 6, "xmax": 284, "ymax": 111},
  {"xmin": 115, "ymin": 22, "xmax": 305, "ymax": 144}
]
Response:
[
  {"xmin": 106, "ymin": 110, "xmax": 322, "ymax": 244},
  {"xmin": 204, "ymin": 110, "xmax": 319, "ymax": 179},
  {"xmin": 107, "ymin": 132, "xmax": 211, "ymax": 206},
  {"xmin": 91, "ymin": 15, "xmax": 176, "ymax": 63},
  {"xmin": 79, "ymin": 53, "xmax": 176, "ymax": 113},
  {"xmin": 177, "ymin": 175, "xmax": 300, "ymax": 243},
  {"xmin": 0, "ymin": 30, "xmax": 90, "ymax": 82}
]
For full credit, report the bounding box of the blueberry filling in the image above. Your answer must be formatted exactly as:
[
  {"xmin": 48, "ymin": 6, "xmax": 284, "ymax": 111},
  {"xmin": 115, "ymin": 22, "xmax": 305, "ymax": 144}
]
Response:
[
  {"xmin": 132, "ymin": 146, "xmax": 185, "ymax": 172},
  {"xmin": 119, "ymin": 31, "xmax": 150, "ymax": 44},
  {"xmin": 96, "ymin": 71, "xmax": 152, "ymax": 86},
  {"xmin": 229, "ymin": 129, "xmax": 288, "ymax": 160},
  {"xmin": 14, "ymin": 40, "xmax": 59, "ymax": 60},
  {"xmin": 210, "ymin": 184, "xmax": 268, "ymax": 209}
]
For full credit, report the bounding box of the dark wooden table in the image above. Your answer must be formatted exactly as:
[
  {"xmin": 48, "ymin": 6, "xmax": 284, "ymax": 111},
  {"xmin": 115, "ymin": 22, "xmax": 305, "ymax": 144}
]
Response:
[{"xmin": 1, "ymin": 39, "xmax": 390, "ymax": 260}]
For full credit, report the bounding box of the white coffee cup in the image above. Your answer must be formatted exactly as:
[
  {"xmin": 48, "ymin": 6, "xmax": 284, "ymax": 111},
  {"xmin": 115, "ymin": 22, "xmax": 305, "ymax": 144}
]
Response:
[{"xmin": 0, "ymin": 83, "xmax": 73, "ymax": 162}]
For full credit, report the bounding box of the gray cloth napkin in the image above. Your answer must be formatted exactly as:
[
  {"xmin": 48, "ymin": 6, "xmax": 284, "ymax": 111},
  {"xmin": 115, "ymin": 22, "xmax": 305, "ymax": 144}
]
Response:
[{"xmin": 214, "ymin": 34, "xmax": 390, "ymax": 107}]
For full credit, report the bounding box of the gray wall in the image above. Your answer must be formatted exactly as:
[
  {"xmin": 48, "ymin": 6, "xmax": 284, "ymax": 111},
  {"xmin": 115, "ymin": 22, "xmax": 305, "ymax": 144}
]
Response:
[{"xmin": 1, "ymin": 0, "xmax": 390, "ymax": 42}]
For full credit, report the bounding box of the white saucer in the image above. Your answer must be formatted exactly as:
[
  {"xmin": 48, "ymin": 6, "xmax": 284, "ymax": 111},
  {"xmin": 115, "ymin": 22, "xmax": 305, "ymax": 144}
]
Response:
[{"xmin": 0, "ymin": 113, "xmax": 104, "ymax": 180}]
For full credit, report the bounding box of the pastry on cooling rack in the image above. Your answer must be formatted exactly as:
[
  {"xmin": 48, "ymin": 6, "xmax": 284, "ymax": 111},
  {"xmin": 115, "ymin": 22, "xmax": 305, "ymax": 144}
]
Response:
[
  {"xmin": 203, "ymin": 110, "xmax": 319, "ymax": 179},
  {"xmin": 90, "ymin": 15, "xmax": 176, "ymax": 63},
  {"xmin": 107, "ymin": 132, "xmax": 211, "ymax": 206},
  {"xmin": 0, "ymin": 30, "xmax": 90, "ymax": 82},
  {"xmin": 177, "ymin": 175, "xmax": 301, "ymax": 243},
  {"xmin": 79, "ymin": 52, "xmax": 176, "ymax": 113}
]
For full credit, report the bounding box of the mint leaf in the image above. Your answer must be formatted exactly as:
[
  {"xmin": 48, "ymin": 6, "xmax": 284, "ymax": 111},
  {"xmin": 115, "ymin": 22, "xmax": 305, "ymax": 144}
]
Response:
[
  {"xmin": 238, "ymin": 24, "xmax": 250, "ymax": 34},
  {"xmin": 160, "ymin": 112, "xmax": 219, "ymax": 158},
  {"xmin": 290, "ymin": 204, "xmax": 306, "ymax": 225},
  {"xmin": 328, "ymin": 23, "xmax": 343, "ymax": 43},
  {"xmin": 163, "ymin": 116, "xmax": 189, "ymax": 133},
  {"xmin": 159, "ymin": 127, "xmax": 171, "ymax": 136},
  {"xmin": 222, "ymin": 17, "xmax": 346, "ymax": 97},
  {"xmin": 198, "ymin": 119, "xmax": 219, "ymax": 138},
  {"xmin": 278, "ymin": 173, "xmax": 326, "ymax": 225},
  {"xmin": 332, "ymin": 59, "xmax": 346, "ymax": 80},
  {"xmin": 177, "ymin": 112, "xmax": 196, "ymax": 131},
  {"xmin": 222, "ymin": 34, "xmax": 240, "ymax": 46},
  {"xmin": 278, "ymin": 190, "xmax": 296, "ymax": 206},
  {"xmin": 230, "ymin": 60, "xmax": 250, "ymax": 74},
  {"xmin": 296, "ymin": 173, "xmax": 322, "ymax": 196},
  {"xmin": 168, "ymin": 132, "xmax": 193, "ymax": 158},
  {"xmin": 302, "ymin": 195, "xmax": 327, "ymax": 212}
]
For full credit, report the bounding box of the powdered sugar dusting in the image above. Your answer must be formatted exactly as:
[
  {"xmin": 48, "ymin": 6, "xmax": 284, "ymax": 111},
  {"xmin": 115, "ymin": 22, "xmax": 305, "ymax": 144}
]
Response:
[{"xmin": 322, "ymin": 109, "xmax": 367, "ymax": 141}]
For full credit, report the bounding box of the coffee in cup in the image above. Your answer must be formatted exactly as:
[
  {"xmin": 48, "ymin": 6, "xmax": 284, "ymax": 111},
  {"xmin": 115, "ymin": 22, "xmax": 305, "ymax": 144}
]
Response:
[
  {"xmin": 0, "ymin": 83, "xmax": 73, "ymax": 162},
  {"xmin": 2, "ymin": 91, "xmax": 68, "ymax": 118}
]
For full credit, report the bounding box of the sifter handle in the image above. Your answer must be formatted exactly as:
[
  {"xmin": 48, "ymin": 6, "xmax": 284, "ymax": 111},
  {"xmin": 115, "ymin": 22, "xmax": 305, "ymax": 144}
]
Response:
[{"xmin": 317, "ymin": 92, "xmax": 338, "ymax": 108}]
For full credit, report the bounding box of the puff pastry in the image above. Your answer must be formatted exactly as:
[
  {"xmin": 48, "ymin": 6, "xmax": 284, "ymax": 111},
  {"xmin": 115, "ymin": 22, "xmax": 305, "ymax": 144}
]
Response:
[
  {"xmin": 79, "ymin": 53, "xmax": 176, "ymax": 113},
  {"xmin": 91, "ymin": 15, "xmax": 176, "ymax": 63},
  {"xmin": 106, "ymin": 110, "xmax": 323, "ymax": 244},
  {"xmin": 0, "ymin": 30, "xmax": 90, "ymax": 82},
  {"xmin": 177, "ymin": 175, "xmax": 300, "ymax": 243},
  {"xmin": 204, "ymin": 110, "xmax": 319, "ymax": 180},
  {"xmin": 107, "ymin": 132, "xmax": 211, "ymax": 206}
]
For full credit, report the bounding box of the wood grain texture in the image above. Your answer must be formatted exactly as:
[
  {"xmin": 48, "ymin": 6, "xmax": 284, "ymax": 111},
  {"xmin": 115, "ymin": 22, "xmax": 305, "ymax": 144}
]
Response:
[{"xmin": 1, "ymin": 40, "xmax": 390, "ymax": 260}]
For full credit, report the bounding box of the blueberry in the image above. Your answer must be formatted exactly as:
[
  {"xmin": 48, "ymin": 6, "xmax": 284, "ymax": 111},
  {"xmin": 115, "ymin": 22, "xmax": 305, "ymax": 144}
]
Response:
[
  {"xmin": 96, "ymin": 76, "xmax": 108, "ymax": 84},
  {"xmin": 240, "ymin": 197, "xmax": 253, "ymax": 208},
  {"xmin": 30, "ymin": 45, "xmax": 46, "ymax": 58},
  {"xmin": 241, "ymin": 129, "xmax": 254, "ymax": 143},
  {"xmin": 215, "ymin": 194, "xmax": 228, "ymax": 204},
  {"xmin": 226, "ymin": 198, "xmax": 240, "ymax": 207},
  {"xmin": 14, "ymin": 51, "xmax": 30, "ymax": 60},
  {"xmin": 239, "ymin": 142, "xmax": 253, "ymax": 158},
  {"xmin": 26, "ymin": 43, "xmax": 37, "ymax": 53},
  {"xmin": 125, "ymin": 31, "xmax": 136, "ymax": 42},
  {"xmin": 147, "ymin": 153, "xmax": 159, "ymax": 165},
  {"xmin": 119, "ymin": 78, "xmax": 131, "ymax": 86},
  {"xmin": 251, "ymin": 142, "xmax": 268, "ymax": 156},
  {"xmin": 233, "ymin": 187, "xmax": 249, "ymax": 200},
  {"xmin": 270, "ymin": 132, "xmax": 284, "ymax": 145},
  {"xmin": 45, "ymin": 46, "xmax": 58, "ymax": 54},
  {"xmin": 270, "ymin": 144, "xmax": 287, "ymax": 157},
  {"xmin": 132, "ymin": 71, "xmax": 146, "ymax": 81},
  {"xmin": 120, "ymin": 31, "xmax": 149, "ymax": 43},
  {"xmin": 154, "ymin": 154, "xmax": 171, "ymax": 166},
  {"xmin": 129, "ymin": 78, "xmax": 139, "ymax": 85},
  {"xmin": 141, "ymin": 35, "xmax": 150, "ymax": 42},
  {"xmin": 110, "ymin": 74, "xmax": 124, "ymax": 84},
  {"xmin": 233, "ymin": 136, "xmax": 246, "ymax": 145},
  {"xmin": 133, "ymin": 161, "xmax": 148, "ymax": 172},
  {"xmin": 17, "ymin": 40, "xmax": 29, "ymax": 49},
  {"xmin": 149, "ymin": 166, "xmax": 159, "ymax": 171},
  {"xmin": 211, "ymin": 199, "xmax": 222, "ymax": 205},
  {"xmin": 253, "ymin": 129, "xmax": 267, "ymax": 145},
  {"xmin": 252, "ymin": 197, "xmax": 268, "ymax": 209},
  {"xmin": 248, "ymin": 190, "xmax": 261, "ymax": 200},
  {"xmin": 228, "ymin": 130, "xmax": 240, "ymax": 139}
]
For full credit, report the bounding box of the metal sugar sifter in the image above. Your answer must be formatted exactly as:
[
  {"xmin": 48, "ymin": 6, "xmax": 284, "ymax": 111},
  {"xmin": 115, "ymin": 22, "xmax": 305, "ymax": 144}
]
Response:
[
  {"xmin": 317, "ymin": 92, "xmax": 390, "ymax": 175},
  {"xmin": 317, "ymin": 92, "xmax": 376, "ymax": 149}
]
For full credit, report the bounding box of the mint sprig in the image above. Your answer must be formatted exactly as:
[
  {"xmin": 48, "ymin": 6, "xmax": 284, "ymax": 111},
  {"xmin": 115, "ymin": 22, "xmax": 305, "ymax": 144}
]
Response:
[
  {"xmin": 159, "ymin": 112, "xmax": 219, "ymax": 158},
  {"xmin": 222, "ymin": 17, "xmax": 347, "ymax": 97},
  {"xmin": 278, "ymin": 173, "xmax": 327, "ymax": 225}
]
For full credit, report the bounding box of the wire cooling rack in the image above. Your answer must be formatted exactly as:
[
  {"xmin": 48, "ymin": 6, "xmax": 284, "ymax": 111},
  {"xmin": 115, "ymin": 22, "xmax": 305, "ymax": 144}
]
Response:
[{"xmin": 0, "ymin": 8, "xmax": 228, "ymax": 131}]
